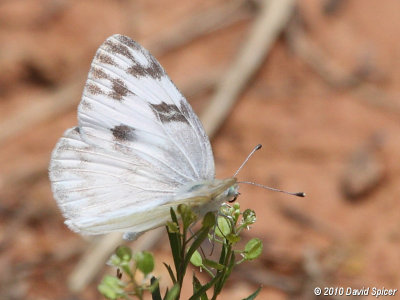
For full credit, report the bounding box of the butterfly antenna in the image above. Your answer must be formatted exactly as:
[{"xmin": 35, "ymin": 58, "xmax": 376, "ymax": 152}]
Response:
[
  {"xmin": 234, "ymin": 144, "xmax": 262, "ymax": 177},
  {"xmin": 238, "ymin": 181, "xmax": 306, "ymax": 197}
]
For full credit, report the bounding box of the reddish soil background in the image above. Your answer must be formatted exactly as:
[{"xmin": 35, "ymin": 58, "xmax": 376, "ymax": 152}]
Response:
[{"xmin": 1, "ymin": 0, "xmax": 400, "ymax": 299}]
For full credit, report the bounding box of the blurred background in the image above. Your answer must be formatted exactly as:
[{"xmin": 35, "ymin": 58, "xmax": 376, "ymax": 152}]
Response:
[{"xmin": 1, "ymin": 0, "xmax": 400, "ymax": 299}]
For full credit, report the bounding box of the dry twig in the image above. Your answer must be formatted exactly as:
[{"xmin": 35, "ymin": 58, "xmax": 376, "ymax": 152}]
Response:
[
  {"xmin": 201, "ymin": 0, "xmax": 296, "ymax": 136},
  {"xmin": 147, "ymin": 0, "xmax": 255, "ymax": 56}
]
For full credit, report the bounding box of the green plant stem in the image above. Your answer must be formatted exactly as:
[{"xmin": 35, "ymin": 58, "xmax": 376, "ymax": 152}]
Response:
[
  {"xmin": 201, "ymin": 265, "xmax": 215, "ymax": 278},
  {"xmin": 211, "ymin": 243, "xmax": 233, "ymax": 300}
]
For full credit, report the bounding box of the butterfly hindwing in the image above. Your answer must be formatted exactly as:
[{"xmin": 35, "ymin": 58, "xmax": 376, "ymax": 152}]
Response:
[{"xmin": 49, "ymin": 127, "xmax": 178, "ymax": 234}]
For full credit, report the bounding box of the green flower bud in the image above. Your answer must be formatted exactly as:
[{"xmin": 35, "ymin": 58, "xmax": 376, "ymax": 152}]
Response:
[
  {"xmin": 226, "ymin": 233, "xmax": 241, "ymax": 244},
  {"xmin": 243, "ymin": 209, "xmax": 256, "ymax": 225},
  {"xmin": 116, "ymin": 246, "xmax": 132, "ymax": 262},
  {"xmin": 166, "ymin": 221, "xmax": 179, "ymax": 233},
  {"xmin": 108, "ymin": 254, "xmax": 122, "ymax": 267}
]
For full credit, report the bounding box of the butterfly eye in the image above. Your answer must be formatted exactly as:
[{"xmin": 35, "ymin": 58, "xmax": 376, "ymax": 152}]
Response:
[{"xmin": 228, "ymin": 192, "xmax": 240, "ymax": 203}]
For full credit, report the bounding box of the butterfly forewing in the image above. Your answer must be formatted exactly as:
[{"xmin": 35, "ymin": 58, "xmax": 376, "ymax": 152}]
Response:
[{"xmin": 79, "ymin": 35, "xmax": 214, "ymax": 181}]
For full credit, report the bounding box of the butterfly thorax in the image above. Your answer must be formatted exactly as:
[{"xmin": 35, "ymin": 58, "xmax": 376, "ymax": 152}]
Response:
[{"xmin": 173, "ymin": 178, "xmax": 238, "ymax": 217}]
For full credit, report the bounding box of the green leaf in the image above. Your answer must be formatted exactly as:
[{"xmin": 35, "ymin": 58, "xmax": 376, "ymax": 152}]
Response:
[
  {"xmin": 163, "ymin": 263, "xmax": 177, "ymax": 284},
  {"xmin": 116, "ymin": 246, "xmax": 132, "ymax": 262},
  {"xmin": 167, "ymin": 208, "xmax": 181, "ymax": 275},
  {"xmin": 202, "ymin": 211, "xmax": 216, "ymax": 228},
  {"xmin": 187, "ymin": 213, "xmax": 214, "ymax": 271},
  {"xmin": 170, "ymin": 207, "xmax": 179, "ymax": 223},
  {"xmin": 192, "ymin": 275, "xmax": 209, "ymax": 300},
  {"xmin": 165, "ymin": 283, "xmax": 180, "ymax": 300},
  {"xmin": 190, "ymin": 250, "xmax": 203, "ymax": 267},
  {"xmin": 184, "ymin": 226, "xmax": 210, "ymax": 272},
  {"xmin": 178, "ymin": 204, "xmax": 197, "ymax": 229},
  {"xmin": 189, "ymin": 272, "xmax": 221, "ymax": 300},
  {"xmin": 242, "ymin": 287, "xmax": 262, "ymax": 300},
  {"xmin": 193, "ymin": 274, "xmax": 201, "ymax": 292},
  {"xmin": 215, "ymin": 216, "xmax": 231, "ymax": 237},
  {"xmin": 166, "ymin": 228, "xmax": 181, "ymax": 276},
  {"xmin": 203, "ymin": 259, "xmax": 224, "ymax": 271},
  {"xmin": 219, "ymin": 243, "xmax": 226, "ymax": 264},
  {"xmin": 243, "ymin": 238, "xmax": 263, "ymax": 261},
  {"xmin": 133, "ymin": 251, "xmax": 154, "ymax": 275},
  {"xmin": 98, "ymin": 284, "xmax": 118, "ymax": 300},
  {"xmin": 150, "ymin": 276, "xmax": 162, "ymax": 300}
]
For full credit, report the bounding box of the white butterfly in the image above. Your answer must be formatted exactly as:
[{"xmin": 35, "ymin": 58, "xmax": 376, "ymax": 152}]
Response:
[{"xmin": 49, "ymin": 34, "xmax": 239, "ymax": 239}]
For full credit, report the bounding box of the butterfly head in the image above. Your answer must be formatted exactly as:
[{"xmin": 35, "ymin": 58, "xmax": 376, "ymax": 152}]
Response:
[{"xmin": 210, "ymin": 177, "xmax": 239, "ymax": 205}]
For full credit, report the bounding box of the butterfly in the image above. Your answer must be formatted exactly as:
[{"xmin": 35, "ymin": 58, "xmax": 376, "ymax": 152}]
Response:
[{"xmin": 49, "ymin": 34, "xmax": 239, "ymax": 240}]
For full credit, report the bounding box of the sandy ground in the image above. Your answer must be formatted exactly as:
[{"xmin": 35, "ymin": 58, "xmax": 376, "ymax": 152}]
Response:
[{"xmin": 1, "ymin": 0, "xmax": 400, "ymax": 299}]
